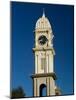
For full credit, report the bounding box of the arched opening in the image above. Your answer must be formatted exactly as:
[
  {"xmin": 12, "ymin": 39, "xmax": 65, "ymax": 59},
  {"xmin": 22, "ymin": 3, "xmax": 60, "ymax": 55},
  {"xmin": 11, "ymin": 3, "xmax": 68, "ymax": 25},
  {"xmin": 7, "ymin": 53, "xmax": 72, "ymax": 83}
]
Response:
[{"xmin": 40, "ymin": 84, "xmax": 47, "ymax": 97}]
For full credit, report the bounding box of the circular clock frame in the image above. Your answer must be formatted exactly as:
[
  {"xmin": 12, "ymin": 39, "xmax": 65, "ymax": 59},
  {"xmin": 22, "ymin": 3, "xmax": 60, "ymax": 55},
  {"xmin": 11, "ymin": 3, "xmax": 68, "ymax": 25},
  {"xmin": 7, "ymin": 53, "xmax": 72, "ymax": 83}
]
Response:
[{"xmin": 38, "ymin": 35, "xmax": 48, "ymax": 45}]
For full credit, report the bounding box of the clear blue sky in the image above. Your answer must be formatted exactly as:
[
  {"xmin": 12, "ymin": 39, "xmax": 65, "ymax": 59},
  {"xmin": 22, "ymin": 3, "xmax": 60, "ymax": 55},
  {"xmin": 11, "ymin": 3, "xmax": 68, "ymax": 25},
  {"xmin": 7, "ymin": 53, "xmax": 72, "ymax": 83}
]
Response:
[{"xmin": 11, "ymin": 1, "xmax": 74, "ymax": 97}]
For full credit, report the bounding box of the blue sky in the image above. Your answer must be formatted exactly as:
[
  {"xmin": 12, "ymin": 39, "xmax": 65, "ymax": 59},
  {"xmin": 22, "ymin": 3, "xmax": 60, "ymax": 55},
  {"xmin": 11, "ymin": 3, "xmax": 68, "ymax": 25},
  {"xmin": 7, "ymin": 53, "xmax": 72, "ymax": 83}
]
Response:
[{"xmin": 11, "ymin": 2, "xmax": 74, "ymax": 97}]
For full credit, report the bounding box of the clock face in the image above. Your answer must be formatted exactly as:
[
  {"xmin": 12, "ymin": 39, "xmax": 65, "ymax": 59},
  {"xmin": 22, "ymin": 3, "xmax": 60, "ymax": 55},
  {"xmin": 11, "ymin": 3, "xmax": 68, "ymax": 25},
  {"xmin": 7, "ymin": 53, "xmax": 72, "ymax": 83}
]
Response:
[{"xmin": 38, "ymin": 35, "xmax": 48, "ymax": 45}]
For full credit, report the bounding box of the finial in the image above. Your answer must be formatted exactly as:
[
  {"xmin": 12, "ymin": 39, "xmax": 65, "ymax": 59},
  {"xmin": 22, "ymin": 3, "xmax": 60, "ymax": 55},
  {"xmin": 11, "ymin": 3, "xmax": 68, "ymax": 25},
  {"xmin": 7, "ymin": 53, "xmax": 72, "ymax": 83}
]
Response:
[{"xmin": 42, "ymin": 8, "xmax": 45, "ymax": 17}]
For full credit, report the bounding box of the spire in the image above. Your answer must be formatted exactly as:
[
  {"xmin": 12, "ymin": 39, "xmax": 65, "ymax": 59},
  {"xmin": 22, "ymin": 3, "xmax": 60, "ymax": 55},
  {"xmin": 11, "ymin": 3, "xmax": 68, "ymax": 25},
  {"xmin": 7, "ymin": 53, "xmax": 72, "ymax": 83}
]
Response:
[{"xmin": 42, "ymin": 8, "xmax": 45, "ymax": 17}]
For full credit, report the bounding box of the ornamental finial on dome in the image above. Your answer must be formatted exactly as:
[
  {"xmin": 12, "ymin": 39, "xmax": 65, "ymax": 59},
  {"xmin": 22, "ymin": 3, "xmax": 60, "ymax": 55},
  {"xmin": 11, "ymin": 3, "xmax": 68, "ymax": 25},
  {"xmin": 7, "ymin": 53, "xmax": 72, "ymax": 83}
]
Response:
[{"xmin": 42, "ymin": 8, "xmax": 45, "ymax": 17}]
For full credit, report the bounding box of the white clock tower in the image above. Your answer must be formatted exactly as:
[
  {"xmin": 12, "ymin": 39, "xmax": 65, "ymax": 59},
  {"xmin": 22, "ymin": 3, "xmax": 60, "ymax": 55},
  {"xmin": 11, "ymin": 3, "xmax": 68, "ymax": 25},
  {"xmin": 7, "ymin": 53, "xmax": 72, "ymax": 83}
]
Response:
[{"xmin": 31, "ymin": 11, "xmax": 60, "ymax": 97}]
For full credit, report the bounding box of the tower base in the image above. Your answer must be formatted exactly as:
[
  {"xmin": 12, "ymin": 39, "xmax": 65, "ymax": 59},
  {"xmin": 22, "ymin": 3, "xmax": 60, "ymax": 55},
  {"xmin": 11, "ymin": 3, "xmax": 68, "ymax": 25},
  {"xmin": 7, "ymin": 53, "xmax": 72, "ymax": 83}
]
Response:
[{"xmin": 31, "ymin": 73, "xmax": 57, "ymax": 97}]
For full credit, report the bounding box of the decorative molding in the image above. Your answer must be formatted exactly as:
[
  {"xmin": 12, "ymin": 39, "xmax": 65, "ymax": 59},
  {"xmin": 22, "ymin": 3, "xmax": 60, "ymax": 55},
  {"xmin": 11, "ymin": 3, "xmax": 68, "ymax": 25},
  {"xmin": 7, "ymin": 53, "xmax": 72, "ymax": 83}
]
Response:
[
  {"xmin": 32, "ymin": 47, "xmax": 55, "ymax": 55},
  {"xmin": 31, "ymin": 73, "xmax": 57, "ymax": 80}
]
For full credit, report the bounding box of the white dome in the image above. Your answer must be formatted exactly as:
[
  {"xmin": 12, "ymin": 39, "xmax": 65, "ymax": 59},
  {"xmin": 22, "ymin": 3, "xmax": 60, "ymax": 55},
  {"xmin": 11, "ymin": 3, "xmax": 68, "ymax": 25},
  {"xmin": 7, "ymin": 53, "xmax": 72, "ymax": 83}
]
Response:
[{"xmin": 35, "ymin": 12, "xmax": 51, "ymax": 29}]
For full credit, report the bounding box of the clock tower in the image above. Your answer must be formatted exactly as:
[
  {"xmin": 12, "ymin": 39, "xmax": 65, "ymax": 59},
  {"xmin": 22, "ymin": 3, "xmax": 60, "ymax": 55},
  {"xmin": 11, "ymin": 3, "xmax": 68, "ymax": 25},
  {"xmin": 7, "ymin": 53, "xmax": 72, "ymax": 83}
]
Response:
[{"xmin": 31, "ymin": 11, "xmax": 59, "ymax": 97}]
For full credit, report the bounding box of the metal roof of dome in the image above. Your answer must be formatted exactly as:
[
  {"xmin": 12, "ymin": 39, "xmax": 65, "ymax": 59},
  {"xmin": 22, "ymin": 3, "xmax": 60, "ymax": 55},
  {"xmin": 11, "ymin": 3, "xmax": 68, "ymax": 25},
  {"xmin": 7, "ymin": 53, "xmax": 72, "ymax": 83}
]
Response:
[{"xmin": 35, "ymin": 11, "xmax": 51, "ymax": 29}]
